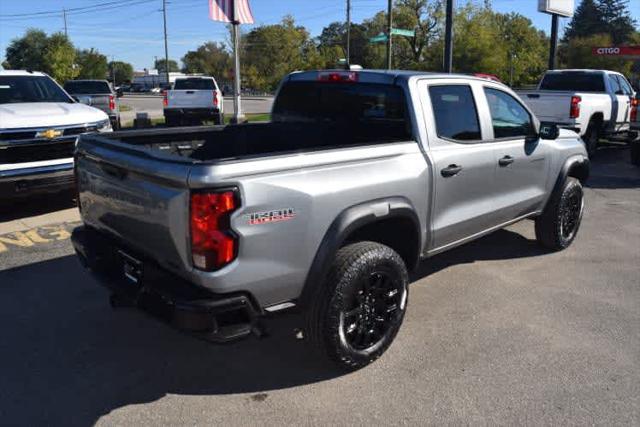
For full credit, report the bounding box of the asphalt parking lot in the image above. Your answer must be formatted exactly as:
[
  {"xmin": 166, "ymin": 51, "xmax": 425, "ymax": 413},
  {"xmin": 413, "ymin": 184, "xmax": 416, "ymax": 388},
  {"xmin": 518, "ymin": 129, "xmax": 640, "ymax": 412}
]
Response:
[{"xmin": 0, "ymin": 144, "xmax": 638, "ymax": 425}]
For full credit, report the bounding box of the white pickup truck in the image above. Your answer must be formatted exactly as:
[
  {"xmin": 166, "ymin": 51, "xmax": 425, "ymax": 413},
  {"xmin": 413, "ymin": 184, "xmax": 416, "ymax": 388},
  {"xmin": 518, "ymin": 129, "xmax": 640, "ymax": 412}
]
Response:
[
  {"xmin": 163, "ymin": 76, "xmax": 224, "ymax": 126},
  {"xmin": 0, "ymin": 70, "xmax": 111, "ymax": 199},
  {"xmin": 517, "ymin": 69, "xmax": 637, "ymax": 155}
]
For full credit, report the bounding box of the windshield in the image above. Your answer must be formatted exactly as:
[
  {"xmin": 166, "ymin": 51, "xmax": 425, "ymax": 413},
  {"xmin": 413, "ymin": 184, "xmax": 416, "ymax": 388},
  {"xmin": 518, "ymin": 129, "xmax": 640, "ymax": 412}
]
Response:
[
  {"xmin": 174, "ymin": 79, "xmax": 216, "ymax": 90},
  {"xmin": 539, "ymin": 72, "xmax": 605, "ymax": 92},
  {"xmin": 63, "ymin": 80, "xmax": 112, "ymax": 94},
  {"xmin": 0, "ymin": 75, "xmax": 73, "ymax": 104}
]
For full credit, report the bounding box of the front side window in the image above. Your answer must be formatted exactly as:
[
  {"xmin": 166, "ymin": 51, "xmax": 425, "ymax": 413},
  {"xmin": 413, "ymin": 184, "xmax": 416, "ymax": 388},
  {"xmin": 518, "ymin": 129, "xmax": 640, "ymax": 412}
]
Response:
[
  {"xmin": 428, "ymin": 85, "xmax": 481, "ymax": 141},
  {"xmin": 615, "ymin": 75, "xmax": 633, "ymax": 95},
  {"xmin": 484, "ymin": 88, "xmax": 533, "ymax": 139}
]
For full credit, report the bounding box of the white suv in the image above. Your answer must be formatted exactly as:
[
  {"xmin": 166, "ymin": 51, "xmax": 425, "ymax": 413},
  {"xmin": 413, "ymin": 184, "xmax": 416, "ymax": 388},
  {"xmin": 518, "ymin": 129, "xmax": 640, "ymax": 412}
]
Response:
[{"xmin": 0, "ymin": 70, "xmax": 111, "ymax": 199}]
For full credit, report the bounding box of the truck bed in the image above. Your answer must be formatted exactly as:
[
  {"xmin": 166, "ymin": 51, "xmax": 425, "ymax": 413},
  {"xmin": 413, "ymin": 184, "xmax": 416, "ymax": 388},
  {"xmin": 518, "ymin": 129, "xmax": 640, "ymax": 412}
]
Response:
[{"xmin": 82, "ymin": 120, "xmax": 410, "ymax": 163}]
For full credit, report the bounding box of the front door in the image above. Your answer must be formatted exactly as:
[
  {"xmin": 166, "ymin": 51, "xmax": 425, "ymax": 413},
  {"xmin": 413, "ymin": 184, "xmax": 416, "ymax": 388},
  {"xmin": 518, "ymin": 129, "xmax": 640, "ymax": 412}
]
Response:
[
  {"xmin": 419, "ymin": 81, "xmax": 501, "ymax": 251},
  {"xmin": 479, "ymin": 86, "xmax": 550, "ymax": 223},
  {"xmin": 609, "ymin": 74, "xmax": 630, "ymax": 129}
]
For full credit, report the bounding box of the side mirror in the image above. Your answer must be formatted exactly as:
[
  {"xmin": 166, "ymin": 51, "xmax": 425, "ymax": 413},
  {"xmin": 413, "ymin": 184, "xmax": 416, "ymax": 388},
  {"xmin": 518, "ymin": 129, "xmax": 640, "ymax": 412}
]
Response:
[
  {"xmin": 116, "ymin": 88, "xmax": 123, "ymax": 98},
  {"xmin": 539, "ymin": 123, "xmax": 560, "ymax": 140}
]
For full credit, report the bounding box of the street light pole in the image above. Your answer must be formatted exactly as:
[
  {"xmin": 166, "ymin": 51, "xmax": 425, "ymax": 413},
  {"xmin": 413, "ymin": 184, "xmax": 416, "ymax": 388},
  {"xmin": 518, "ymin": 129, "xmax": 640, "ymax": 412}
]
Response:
[
  {"xmin": 548, "ymin": 13, "xmax": 559, "ymax": 70},
  {"xmin": 63, "ymin": 8, "xmax": 68, "ymax": 38},
  {"xmin": 162, "ymin": 0, "xmax": 170, "ymax": 87},
  {"xmin": 386, "ymin": 0, "xmax": 392, "ymax": 69},
  {"xmin": 231, "ymin": 1, "xmax": 245, "ymax": 123},
  {"xmin": 346, "ymin": 0, "xmax": 351, "ymax": 68},
  {"xmin": 443, "ymin": 0, "xmax": 454, "ymax": 73}
]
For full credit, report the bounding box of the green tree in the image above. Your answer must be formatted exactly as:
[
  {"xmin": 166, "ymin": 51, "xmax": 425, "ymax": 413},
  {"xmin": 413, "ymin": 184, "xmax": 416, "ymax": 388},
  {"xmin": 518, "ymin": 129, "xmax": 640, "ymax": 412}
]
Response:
[
  {"xmin": 563, "ymin": 0, "xmax": 605, "ymax": 42},
  {"xmin": 181, "ymin": 42, "xmax": 232, "ymax": 80},
  {"xmin": 597, "ymin": 0, "xmax": 636, "ymax": 44},
  {"xmin": 4, "ymin": 29, "xmax": 49, "ymax": 71},
  {"xmin": 242, "ymin": 16, "xmax": 316, "ymax": 91},
  {"xmin": 154, "ymin": 58, "xmax": 179, "ymax": 73},
  {"xmin": 76, "ymin": 48, "xmax": 108, "ymax": 79},
  {"xmin": 317, "ymin": 21, "xmax": 372, "ymax": 67},
  {"xmin": 108, "ymin": 61, "xmax": 134, "ymax": 85},
  {"xmin": 42, "ymin": 33, "xmax": 77, "ymax": 83}
]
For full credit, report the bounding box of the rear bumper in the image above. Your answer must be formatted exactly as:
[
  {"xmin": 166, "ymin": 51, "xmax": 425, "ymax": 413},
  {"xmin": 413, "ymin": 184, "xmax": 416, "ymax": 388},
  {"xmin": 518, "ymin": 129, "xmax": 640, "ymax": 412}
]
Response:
[
  {"xmin": 164, "ymin": 108, "xmax": 222, "ymax": 121},
  {"xmin": 0, "ymin": 162, "xmax": 74, "ymax": 198},
  {"xmin": 71, "ymin": 226, "xmax": 263, "ymax": 342}
]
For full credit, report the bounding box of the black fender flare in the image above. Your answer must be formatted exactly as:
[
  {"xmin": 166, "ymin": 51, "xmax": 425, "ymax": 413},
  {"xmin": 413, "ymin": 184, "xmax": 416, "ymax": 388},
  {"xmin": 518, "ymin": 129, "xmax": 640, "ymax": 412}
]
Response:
[
  {"xmin": 298, "ymin": 197, "xmax": 421, "ymax": 308},
  {"xmin": 545, "ymin": 156, "xmax": 590, "ymax": 211}
]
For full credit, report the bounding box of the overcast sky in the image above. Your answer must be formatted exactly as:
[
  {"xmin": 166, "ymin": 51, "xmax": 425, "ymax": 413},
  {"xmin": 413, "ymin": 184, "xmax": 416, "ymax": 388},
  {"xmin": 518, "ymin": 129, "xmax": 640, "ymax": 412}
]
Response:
[{"xmin": 1, "ymin": 0, "xmax": 639, "ymax": 70}]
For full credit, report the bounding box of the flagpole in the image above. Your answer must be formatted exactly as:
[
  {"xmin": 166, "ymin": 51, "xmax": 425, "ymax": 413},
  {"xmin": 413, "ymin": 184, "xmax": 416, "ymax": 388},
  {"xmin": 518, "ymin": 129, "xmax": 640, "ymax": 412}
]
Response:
[{"xmin": 231, "ymin": 0, "xmax": 245, "ymax": 124}]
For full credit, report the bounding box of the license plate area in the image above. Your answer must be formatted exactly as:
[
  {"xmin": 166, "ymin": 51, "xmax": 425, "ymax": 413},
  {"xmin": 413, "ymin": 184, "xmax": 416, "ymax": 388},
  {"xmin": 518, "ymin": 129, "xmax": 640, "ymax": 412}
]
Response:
[{"xmin": 118, "ymin": 250, "xmax": 143, "ymax": 285}]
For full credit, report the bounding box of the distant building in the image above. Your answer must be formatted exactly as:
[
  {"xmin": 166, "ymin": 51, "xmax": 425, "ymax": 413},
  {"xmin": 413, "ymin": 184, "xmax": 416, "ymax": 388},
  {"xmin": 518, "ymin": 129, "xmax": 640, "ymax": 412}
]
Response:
[{"xmin": 132, "ymin": 69, "xmax": 202, "ymax": 89}]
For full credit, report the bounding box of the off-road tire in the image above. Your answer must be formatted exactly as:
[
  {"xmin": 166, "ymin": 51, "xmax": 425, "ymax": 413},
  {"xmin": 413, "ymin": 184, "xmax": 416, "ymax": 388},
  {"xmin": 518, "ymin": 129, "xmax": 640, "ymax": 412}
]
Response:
[
  {"xmin": 583, "ymin": 121, "xmax": 600, "ymax": 157},
  {"xmin": 535, "ymin": 177, "xmax": 584, "ymax": 251},
  {"xmin": 304, "ymin": 241, "xmax": 409, "ymax": 371}
]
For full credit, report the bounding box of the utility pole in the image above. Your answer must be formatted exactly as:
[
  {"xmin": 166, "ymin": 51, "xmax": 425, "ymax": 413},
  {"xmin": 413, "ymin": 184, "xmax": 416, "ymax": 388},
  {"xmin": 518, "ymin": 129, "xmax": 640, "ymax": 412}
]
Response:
[
  {"xmin": 63, "ymin": 8, "xmax": 68, "ymax": 38},
  {"xmin": 443, "ymin": 0, "xmax": 453, "ymax": 73},
  {"xmin": 346, "ymin": 0, "xmax": 351, "ymax": 68},
  {"xmin": 548, "ymin": 14, "xmax": 559, "ymax": 70},
  {"xmin": 162, "ymin": 0, "xmax": 170, "ymax": 88},
  {"xmin": 231, "ymin": 1, "xmax": 245, "ymax": 123},
  {"xmin": 111, "ymin": 56, "xmax": 115, "ymax": 85},
  {"xmin": 386, "ymin": 0, "xmax": 392, "ymax": 69}
]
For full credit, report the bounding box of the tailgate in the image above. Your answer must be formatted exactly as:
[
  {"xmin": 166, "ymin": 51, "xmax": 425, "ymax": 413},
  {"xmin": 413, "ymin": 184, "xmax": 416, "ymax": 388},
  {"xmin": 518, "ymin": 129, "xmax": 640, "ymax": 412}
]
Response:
[
  {"xmin": 76, "ymin": 136, "xmax": 193, "ymax": 271},
  {"xmin": 167, "ymin": 90, "xmax": 215, "ymax": 109},
  {"xmin": 519, "ymin": 91, "xmax": 571, "ymax": 122}
]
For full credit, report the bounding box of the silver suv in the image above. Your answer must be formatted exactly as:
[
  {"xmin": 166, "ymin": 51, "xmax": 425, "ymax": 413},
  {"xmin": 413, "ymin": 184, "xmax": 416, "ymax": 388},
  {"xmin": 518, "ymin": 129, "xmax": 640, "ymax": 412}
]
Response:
[{"xmin": 72, "ymin": 70, "xmax": 589, "ymax": 370}]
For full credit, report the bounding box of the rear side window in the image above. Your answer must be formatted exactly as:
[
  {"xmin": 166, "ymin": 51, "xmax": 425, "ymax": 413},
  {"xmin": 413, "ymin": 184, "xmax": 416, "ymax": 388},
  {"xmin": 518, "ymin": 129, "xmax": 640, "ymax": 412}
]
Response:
[
  {"xmin": 539, "ymin": 72, "xmax": 605, "ymax": 92},
  {"xmin": 174, "ymin": 79, "xmax": 216, "ymax": 90},
  {"xmin": 484, "ymin": 88, "xmax": 533, "ymax": 138},
  {"xmin": 428, "ymin": 85, "xmax": 481, "ymax": 141},
  {"xmin": 63, "ymin": 80, "xmax": 111, "ymax": 94},
  {"xmin": 608, "ymin": 75, "xmax": 623, "ymax": 94}
]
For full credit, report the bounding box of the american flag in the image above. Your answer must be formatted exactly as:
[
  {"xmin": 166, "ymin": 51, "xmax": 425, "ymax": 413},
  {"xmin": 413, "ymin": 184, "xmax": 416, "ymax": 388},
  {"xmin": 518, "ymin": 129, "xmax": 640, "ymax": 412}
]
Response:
[{"xmin": 209, "ymin": 0, "xmax": 254, "ymax": 24}]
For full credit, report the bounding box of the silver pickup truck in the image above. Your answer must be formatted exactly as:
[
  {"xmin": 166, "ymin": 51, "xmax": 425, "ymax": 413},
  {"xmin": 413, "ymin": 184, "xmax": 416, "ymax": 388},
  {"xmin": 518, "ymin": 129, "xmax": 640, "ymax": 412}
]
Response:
[{"xmin": 72, "ymin": 70, "xmax": 589, "ymax": 370}]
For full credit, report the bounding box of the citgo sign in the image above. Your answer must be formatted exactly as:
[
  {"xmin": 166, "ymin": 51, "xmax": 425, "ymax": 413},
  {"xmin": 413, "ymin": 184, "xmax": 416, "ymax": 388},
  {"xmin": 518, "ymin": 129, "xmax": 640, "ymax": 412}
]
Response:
[{"xmin": 592, "ymin": 46, "xmax": 640, "ymax": 56}]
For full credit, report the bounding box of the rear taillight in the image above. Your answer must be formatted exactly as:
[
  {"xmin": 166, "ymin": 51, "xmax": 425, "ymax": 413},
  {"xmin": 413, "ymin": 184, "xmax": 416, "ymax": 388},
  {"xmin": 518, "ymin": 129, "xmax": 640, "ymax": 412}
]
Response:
[
  {"xmin": 162, "ymin": 91, "xmax": 168, "ymax": 107},
  {"xmin": 190, "ymin": 190, "xmax": 239, "ymax": 271},
  {"xmin": 213, "ymin": 90, "xmax": 219, "ymax": 107},
  {"xmin": 570, "ymin": 95, "xmax": 581, "ymax": 119},
  {"xmin": 631, "ymin": 97, "xmax": 638, "ymax": 122},
  {"xmin": 109, "ymin": 95, "xmax": 116, "ymax": 111},
  {"xmin": 317, "ymin": 71, "xmax": 358, "ymax": 83}
]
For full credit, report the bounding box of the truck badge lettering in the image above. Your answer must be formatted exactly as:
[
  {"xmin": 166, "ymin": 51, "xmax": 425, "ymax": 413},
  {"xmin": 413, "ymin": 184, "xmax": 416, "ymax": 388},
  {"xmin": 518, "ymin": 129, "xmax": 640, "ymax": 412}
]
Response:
[{"xmin": 246, "ymin": 208, "xmax": 296, "ymax": 225}]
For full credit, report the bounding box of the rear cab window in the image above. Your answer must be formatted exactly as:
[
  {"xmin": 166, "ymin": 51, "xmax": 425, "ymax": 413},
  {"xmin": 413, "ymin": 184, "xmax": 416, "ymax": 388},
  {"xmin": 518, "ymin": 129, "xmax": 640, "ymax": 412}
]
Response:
[
  {"xmin": 63, "ymin": 81, "xmax": 111, "ymax": 94},
  {"xmin": 539, "ymin": 72, "xmax": 605, "ymax": 92},
  {"xmin": 428, "ymin": 85, "xmax": 481, "ymax": 142},
  {"xmin": 272, "ymin": 81, "xmax": 411, "ymax": 143},
  {"xmin": 174, "ymin": 79, "xmax": 216, "ymax": 90}
]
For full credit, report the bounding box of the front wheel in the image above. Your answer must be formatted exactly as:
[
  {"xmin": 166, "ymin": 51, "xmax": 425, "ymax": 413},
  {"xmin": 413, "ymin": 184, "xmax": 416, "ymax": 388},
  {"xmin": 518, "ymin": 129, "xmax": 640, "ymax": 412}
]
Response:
[
  {"xmin": 535, "ymin": 177, "xmax": 584, "ymax": 251},
  {"xmin": 304, "ymin": 241, "xmax": 409, "ymax": 371}
]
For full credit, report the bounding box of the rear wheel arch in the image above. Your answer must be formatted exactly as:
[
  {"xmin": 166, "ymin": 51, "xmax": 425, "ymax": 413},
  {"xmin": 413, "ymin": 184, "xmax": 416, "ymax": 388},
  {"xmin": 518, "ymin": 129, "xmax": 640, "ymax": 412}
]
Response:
[{"xmin": 299, "ymin": 198, "xmax": 421, "ymax": 308}]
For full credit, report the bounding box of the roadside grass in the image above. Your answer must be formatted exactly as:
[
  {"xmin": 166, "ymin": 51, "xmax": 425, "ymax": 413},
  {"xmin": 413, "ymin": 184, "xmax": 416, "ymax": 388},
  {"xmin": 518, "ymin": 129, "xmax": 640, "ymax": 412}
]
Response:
[
  {"xmin": 119, "ymin": 104, "xmax": 133, "ymax": 112},
  {"xmin": 121, "ymin": 113, "xmax": 270, "ymax": 129}
]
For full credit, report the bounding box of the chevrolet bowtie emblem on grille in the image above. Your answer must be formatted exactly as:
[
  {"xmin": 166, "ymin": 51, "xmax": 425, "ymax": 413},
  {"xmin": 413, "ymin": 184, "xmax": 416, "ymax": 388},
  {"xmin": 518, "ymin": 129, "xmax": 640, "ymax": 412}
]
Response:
[{"xmin": 36, "ymin": 129, "xmax": 63, "ymax": 139}]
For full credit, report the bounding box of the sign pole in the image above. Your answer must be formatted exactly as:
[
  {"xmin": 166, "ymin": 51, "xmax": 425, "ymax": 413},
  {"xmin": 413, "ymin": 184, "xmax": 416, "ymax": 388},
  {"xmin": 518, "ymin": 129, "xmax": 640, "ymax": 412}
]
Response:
[
  {"xmin": 231, "ymin": 0, "xmax": 245, "ymax": 124},
  {"xmin": 386, "ymin": 0, "xmax": 392, "ymax": 69},
  {"xmin": 548, "ymin": 13, "xmax": 559, "ymax": 70},
  {"xmin": 443, "ymin": 0, "xmax": 454, "ymax": 73}
]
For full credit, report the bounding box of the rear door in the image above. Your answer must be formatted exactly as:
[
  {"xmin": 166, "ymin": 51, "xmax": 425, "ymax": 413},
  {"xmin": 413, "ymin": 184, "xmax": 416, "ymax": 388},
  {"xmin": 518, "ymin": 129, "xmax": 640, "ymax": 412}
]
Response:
[
  {"xmin": 418, "ymin": 80, "xmax": 500, "ymax": 250},
  {"xmin": 479, "ymin": 85, "xmax": 550, "ymax": 222}
]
